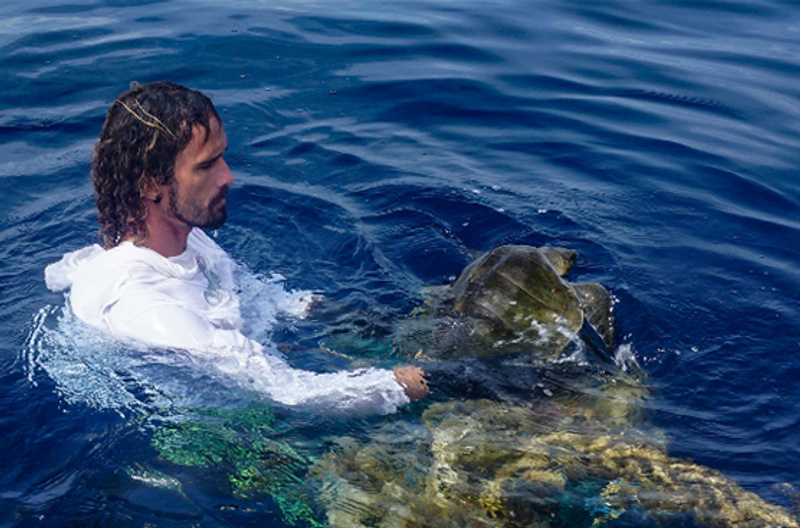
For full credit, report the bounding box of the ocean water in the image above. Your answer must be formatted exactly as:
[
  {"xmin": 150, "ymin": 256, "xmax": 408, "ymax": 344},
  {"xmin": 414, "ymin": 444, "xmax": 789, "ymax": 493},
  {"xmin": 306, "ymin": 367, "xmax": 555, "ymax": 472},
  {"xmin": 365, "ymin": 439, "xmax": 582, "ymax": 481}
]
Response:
[{"xmin": 2, "ymin": 0, "xmax": 800, "ymax": 526}]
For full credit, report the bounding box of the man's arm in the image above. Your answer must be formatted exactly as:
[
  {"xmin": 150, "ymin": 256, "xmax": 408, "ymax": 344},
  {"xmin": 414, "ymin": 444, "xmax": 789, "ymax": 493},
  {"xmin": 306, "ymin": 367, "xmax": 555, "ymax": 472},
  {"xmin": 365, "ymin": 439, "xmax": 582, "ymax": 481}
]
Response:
[{"xmin": 111, "ymin": 299, "xmax": 425, "ymax": 413}]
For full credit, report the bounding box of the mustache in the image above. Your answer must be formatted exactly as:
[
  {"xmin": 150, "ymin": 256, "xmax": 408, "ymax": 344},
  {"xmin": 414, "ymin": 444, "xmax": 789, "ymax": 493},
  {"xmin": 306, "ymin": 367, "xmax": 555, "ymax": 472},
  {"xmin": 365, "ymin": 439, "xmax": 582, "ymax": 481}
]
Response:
[{"xmin": 210, "ymin": 185, "xmax": 229, "ymax": 207}]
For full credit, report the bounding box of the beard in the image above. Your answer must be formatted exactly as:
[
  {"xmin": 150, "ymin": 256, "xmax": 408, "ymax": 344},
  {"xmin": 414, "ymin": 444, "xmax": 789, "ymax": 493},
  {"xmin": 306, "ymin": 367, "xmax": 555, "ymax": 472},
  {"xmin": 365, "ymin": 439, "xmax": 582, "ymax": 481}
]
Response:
[{"xmin": 168, "ymin": 183, "xmax": 229, "ymax": 230}]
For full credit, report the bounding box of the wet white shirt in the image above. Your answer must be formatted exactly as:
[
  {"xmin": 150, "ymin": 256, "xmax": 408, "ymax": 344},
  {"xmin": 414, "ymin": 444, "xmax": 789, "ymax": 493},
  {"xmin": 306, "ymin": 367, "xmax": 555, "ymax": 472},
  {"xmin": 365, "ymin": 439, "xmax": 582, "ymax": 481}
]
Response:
[{"xmin": 44, "ymin": 229, "xmax": 409, "ymax": 414}]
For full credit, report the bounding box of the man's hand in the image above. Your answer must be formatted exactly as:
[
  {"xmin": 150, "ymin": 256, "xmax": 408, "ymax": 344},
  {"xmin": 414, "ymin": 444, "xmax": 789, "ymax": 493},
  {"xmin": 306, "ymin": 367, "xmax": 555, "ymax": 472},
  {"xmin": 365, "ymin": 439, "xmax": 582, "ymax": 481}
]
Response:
[{"xmin": 394, "ymin": 365, "xmax": 429, "ymax": 402}]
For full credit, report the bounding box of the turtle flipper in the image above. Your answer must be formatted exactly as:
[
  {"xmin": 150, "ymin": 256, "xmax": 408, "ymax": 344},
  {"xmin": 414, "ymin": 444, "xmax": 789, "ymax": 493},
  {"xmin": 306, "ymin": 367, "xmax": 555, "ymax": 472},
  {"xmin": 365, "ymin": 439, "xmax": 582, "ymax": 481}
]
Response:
[{"xmin": 572, "ymin": 282, "xmax": 615, "ymax": 349}]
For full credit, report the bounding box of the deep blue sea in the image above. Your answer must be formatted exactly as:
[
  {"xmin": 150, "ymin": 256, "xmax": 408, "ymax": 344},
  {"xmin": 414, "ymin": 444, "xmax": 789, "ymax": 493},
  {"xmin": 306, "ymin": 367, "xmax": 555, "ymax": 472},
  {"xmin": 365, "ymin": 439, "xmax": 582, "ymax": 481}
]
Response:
[{"xmin": 2, "ymin": 1, "xmax": 800, "ymax": 527}]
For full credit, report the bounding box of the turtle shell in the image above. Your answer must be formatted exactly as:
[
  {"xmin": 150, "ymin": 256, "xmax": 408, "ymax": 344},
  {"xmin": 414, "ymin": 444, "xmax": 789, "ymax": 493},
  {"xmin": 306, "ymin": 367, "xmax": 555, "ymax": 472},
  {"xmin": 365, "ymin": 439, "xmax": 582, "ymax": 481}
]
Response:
[{"xmin": 449, "ymin": 245, "xmax": 584, "ymax": 353}]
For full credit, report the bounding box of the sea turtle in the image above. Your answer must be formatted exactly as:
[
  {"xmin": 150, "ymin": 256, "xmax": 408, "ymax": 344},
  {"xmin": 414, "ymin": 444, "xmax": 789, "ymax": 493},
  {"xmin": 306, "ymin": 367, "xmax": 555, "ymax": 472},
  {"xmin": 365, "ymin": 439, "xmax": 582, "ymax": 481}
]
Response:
[
  {"xmin": 394, "ymin": 245, "xmax": 615, "ymax": 362},
  {"xmin": 305, "ymin": 247, "xmax": 799, "ymax": 528}
]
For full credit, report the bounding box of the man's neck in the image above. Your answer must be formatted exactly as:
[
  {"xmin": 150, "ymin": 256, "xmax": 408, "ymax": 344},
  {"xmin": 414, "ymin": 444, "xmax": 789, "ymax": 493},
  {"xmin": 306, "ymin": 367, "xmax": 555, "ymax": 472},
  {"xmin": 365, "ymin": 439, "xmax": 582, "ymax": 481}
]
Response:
[
  {"xmin": 133, "ymin": 202, "xmax": 193, "ymax": 258},
  {"xmin": 141, "ymin": 223, "xmax": 192, "ymax": 257}
]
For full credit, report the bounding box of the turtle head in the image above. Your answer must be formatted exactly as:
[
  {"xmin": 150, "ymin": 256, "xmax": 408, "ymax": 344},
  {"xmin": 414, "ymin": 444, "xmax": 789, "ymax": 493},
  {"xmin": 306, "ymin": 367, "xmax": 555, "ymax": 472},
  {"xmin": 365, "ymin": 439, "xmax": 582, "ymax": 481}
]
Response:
[{"xmin": 539, "ymin": 247, "xmax": 577, "ymax": 276}]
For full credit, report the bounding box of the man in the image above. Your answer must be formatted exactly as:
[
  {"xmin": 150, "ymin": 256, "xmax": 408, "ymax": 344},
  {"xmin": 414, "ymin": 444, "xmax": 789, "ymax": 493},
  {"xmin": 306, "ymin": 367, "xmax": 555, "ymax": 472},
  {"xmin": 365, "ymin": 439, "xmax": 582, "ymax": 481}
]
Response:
[{"xmin": 45, "ymin": 81, "xmax": 427, "ymax": 413}]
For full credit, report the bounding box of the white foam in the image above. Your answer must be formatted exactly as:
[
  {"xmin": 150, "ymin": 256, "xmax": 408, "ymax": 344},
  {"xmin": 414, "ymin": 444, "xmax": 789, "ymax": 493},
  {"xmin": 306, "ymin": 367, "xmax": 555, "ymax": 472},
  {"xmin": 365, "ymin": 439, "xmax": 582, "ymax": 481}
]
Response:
[
  {"xmin": 23, "ymin": 304, "xmax": 165, "ymax": 415},
  {"xmin": 236, "ymin": 269, "xmax": 319, "ymax": 341},
  {"xmin": 612, "ymin": 342, "xmax": 641, "ymax": 372}
]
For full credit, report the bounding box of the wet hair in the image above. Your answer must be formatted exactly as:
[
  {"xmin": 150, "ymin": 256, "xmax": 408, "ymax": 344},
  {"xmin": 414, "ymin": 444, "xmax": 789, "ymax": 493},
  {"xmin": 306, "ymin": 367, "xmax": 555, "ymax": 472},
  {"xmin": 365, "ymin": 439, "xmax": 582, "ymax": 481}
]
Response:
[{"xmin": 92, "ymin": 80, "xmax": 221, "ymax": 248}]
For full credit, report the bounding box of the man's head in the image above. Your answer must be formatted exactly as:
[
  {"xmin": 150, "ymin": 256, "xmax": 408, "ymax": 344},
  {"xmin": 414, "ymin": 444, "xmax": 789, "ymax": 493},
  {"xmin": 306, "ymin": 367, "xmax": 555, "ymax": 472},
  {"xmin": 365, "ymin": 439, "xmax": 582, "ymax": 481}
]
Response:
[
  {"xmin": 92, "ymin": 81, "xmax": 228, "ymax": 248},
  {"xmin": 167, "ymin": 116, "xmax": 230, "ymax": 233}
]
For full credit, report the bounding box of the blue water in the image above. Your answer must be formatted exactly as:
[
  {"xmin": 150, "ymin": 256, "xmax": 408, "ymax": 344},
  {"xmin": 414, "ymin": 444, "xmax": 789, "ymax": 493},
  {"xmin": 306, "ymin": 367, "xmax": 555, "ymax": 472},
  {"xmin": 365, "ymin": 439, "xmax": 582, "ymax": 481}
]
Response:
[{"xmin": 2, "ymin": 0, "xmax": 800, "ymax": 526}]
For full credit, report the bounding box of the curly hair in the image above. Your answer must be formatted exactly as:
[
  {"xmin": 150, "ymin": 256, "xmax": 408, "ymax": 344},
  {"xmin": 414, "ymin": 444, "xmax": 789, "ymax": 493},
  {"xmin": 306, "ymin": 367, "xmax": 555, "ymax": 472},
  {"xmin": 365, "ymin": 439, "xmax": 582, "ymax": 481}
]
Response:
[{"xmin": 92, "ymin": 81, "xmax": 221, "ymax": 248}]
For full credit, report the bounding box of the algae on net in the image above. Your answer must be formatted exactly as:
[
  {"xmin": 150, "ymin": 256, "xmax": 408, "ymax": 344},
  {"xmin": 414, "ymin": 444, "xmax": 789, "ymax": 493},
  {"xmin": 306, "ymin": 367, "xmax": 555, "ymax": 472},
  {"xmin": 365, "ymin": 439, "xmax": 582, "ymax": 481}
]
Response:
[{"xmin": 309, "ymin": 398, "xmax": 799, "ymax": 528}]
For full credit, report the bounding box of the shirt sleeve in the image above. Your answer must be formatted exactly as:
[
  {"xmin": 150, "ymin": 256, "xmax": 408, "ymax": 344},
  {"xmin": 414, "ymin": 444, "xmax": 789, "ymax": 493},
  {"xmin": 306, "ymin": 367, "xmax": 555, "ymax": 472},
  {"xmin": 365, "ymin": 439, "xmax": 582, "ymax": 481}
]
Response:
[{"xmin": 109, "ymin": 300, "xmax": 410, "ymax": 415}]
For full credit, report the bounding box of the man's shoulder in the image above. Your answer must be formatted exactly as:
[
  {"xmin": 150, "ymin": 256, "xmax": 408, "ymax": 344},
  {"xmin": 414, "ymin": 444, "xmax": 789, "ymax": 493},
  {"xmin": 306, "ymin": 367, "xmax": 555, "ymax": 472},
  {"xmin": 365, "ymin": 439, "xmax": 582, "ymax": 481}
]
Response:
[
  {"xmin": 45, "ymin": 243, "xmax": 150, "ymax": 292},
  {"xmin": 83, "ymin": 242, "xmax": 168, "ymax": 276},
  {"xmin": 45, "ymin": 244, "xmax": 103, "ymax": 292},
  {"xmin": 59, "ymin": 243, "xmax": 177, "ymax": 302},
  {"xmin": 47, "ymin": 243, "xmax": 162, "ymax": 329}
]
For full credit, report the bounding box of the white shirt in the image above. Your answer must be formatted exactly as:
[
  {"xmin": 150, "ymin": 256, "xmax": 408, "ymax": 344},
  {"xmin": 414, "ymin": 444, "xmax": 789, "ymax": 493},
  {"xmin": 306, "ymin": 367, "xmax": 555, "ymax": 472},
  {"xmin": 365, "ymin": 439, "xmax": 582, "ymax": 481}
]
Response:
[{"xmin": 44, "ymin": 228, "xmax": 409, "ymax": 414}]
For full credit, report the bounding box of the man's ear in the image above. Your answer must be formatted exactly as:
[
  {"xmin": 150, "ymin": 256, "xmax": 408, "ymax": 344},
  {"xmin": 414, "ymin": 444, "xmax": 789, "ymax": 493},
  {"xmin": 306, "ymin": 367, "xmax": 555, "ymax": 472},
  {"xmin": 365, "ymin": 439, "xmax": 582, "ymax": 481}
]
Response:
[
  {"xmin": 144, "ymin": 190, "xmax": 162, "ymax": 204},
  {"xmin": 141, "ymin": 180, "xmax": 165, "ymax": 204}
]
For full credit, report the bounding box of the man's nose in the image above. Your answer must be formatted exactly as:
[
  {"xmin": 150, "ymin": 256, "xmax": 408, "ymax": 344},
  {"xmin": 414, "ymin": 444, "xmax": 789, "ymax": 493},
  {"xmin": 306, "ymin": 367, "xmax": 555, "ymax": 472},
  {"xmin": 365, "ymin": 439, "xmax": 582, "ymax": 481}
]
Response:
[{"xmin": 218, "ymin": 158, "xmax": 234, "ymax": 187}]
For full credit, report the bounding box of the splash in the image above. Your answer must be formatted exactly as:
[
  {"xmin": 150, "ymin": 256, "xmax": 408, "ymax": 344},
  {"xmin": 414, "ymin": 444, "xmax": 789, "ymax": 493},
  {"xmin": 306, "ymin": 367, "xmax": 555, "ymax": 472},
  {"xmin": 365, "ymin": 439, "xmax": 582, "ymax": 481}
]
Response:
[
  {"xmin": 236, "ymin": 269, "xmax": 320, "ymax": 341},
  {"xmin": 23, "ymin": 304, "xmax": 177, "ymax": 415}
]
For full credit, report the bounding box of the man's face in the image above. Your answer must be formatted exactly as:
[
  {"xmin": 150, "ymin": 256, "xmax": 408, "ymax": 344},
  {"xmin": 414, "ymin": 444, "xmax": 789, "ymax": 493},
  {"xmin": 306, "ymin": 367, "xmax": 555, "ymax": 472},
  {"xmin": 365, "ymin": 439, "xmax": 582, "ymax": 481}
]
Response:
[{"xmin": 169, "ymin": 118, "xmax": 233, "ymax": 230}]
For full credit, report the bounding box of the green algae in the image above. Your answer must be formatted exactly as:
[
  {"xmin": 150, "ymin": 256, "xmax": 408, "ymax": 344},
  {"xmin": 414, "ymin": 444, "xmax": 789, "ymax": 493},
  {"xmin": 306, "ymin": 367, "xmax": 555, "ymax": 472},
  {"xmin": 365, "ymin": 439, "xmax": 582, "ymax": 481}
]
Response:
[{"xmin": 150, "ymin": 403, "xmax": 322, "ymax": 527}]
